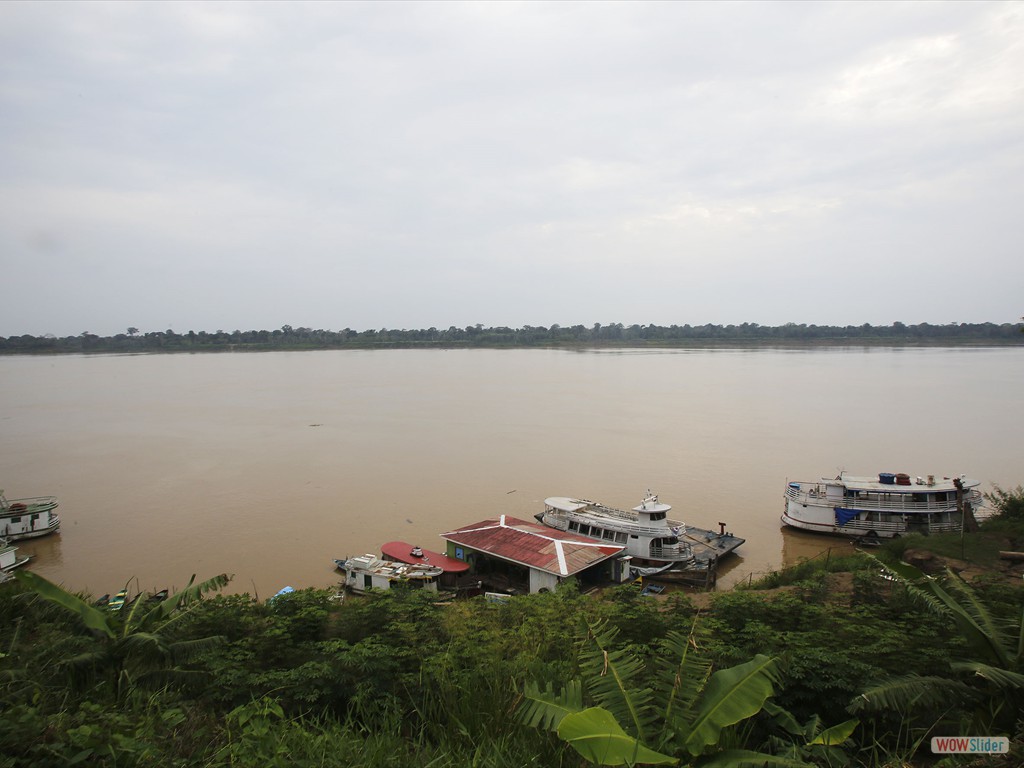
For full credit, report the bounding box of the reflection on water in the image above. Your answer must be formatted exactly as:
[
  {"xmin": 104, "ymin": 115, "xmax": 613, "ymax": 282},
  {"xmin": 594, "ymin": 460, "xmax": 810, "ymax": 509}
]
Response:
[{"xmin": 0, "ymin": 347, "xmax": 1020, "ymax": 597}]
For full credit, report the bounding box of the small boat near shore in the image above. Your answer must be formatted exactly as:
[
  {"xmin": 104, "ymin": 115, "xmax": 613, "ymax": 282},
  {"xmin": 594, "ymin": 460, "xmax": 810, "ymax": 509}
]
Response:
[
  {"xmin": 1, "ymin": 489, "xmax": 60, "ymax": 541},
  {"xmin": 108, "ymin": 589, "xmax": 128, "ymax": 611},
  {"xmin": 0, "ymin": 540, "xmax": 32, "ymax": 582},
  {"xmin": 338, "ymin": 554, "xmax": 444, "ymax": 594},
  {"xmin": 783, "ymin": 471, "xmax": 984, "ymax": 540}
]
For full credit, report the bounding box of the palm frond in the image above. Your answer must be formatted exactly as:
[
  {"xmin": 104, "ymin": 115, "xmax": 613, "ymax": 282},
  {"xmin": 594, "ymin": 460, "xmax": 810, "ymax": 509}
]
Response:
[
  {"xmin": 849, "ymin": 673, "xmax": 977, "ymax": 714},
  {"xmin": 519, "ymin": 679, "xmax": 585, "ymax": 731},
  {"xmin": 581, "ymin": 618, "xmax": 657, "ymax": 742},
  {"xmin": 870, "ymin": 555, "xmax": 1012, "ymax": 668},
  {"xmin": 941, "ymin": 572, "xmax": 1013, "ymax": 666},
  {"xmin": 655, "ymin": 626, "xmax": 713, "ymax": 746},
  {"xmin": 952, "ymin": 661, "xmax": 1024, "ymax": 691}
]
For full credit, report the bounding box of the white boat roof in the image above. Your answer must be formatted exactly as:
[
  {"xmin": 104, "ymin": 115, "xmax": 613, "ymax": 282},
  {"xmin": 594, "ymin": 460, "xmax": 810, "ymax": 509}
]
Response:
[
  {"xmin": 545, "ymin": 494, "xmax": 674, "ymax": 515},
  {"xmin": 633, "ymin": 499, "xmax": 672, "ymax": 514},
  {"xmin": 345, "ymin": 554, "xmax": 443, "ymax": 578},
  {"xmin": 544, "ymin": 497, "xmax": 591, "ymax": 513},
  {"xmin": 825, "ymin": 474, "xmax": 979, "ymax": 491}
]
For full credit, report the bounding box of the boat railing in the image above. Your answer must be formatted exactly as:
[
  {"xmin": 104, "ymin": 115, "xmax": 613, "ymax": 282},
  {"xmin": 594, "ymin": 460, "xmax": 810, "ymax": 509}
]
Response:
[
  {"xmin": 786, "ymin": 485, "xmax": 983, "ymax": 512},
  {"xmin": 0, "ymin": 495, "xmax": 59, "ymax": 512},
  {"xmin": 650, "ymin": 544, "xmax": 693, "ymax": 560}
]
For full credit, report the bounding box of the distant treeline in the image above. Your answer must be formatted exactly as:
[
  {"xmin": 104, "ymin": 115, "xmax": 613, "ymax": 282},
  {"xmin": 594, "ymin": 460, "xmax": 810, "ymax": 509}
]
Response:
[{"xmin": 1, "ymin": 320, "xmax": 1022, "ymax": 353}]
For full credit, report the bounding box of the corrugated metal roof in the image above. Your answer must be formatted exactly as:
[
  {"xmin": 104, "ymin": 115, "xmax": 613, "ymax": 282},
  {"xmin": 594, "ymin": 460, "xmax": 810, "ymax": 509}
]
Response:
[{"xmin": 440, "ymin": 515, "xmax": 624, "ymax": 577}]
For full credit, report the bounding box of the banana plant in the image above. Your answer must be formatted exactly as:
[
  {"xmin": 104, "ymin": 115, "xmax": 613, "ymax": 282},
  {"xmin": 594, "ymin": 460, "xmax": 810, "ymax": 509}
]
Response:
[
  {"xmin": 519, "ymin": 618, "xmax": 813, "ymax": 767},
  {"xmin": 761, "ymin": 701, "xmax": 858, "ymax": 767},
  {"xmin": 14, "ymin": 570, "xmax": 231, "ymax": 702}
]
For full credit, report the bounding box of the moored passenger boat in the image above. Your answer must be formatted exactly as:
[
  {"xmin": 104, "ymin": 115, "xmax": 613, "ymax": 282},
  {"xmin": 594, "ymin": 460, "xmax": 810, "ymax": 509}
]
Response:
[
  {"xmin": 537, "ymin": 492, "xmax": 744, "ymax": 573},
  {"xmin": 782, "ymin": 471, "xmax": 984, "ymax": 540},
  {"xmin": 0, "ymin": 489, "xmax": 60, "ymax": 541}
]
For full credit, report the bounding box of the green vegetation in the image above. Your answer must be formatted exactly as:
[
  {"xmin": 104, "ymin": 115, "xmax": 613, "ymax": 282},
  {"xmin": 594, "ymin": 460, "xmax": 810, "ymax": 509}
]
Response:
[
  {"xmin": 1, "ymin": 490, "xmax": 1022, "ymax": 765},
  {"xmin": 2, "ymin": 320, "xmax": 1022, "ymax": 354}
]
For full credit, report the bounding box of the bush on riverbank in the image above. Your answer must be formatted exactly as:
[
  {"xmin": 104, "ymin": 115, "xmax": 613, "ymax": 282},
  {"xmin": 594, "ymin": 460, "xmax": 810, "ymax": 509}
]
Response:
[
  {"xmin": 6, "ymin": 490, "xmax": 1024, "ymax": 766},
  {"xmin": 3, "ymin": 546, "xmax": 1021, "ymax": 768}
]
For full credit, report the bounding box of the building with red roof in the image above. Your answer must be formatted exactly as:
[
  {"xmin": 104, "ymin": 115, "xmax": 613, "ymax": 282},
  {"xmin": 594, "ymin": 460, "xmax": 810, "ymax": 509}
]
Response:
[{"xmin": 439, "ymin": 514, "xmax": 630, "ymax": 594}]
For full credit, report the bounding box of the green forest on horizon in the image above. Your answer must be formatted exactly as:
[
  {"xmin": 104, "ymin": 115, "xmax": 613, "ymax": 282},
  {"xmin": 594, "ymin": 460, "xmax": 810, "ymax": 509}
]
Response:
[{"xmin": 2, "ymin": 320, "xmax": 1022, "ymax": 354}]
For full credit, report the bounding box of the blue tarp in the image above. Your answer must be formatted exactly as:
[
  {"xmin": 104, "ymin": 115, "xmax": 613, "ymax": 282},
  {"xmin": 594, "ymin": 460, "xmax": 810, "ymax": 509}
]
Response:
[{"xmin": 835, "ymin": 508, "xmax": 859, "ymax": 526}]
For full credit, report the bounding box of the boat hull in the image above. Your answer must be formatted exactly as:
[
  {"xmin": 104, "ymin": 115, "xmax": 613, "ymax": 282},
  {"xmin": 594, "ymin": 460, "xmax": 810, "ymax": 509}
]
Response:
[{"xmin": 2, "ymin": 517, "xmax": 61, "ymax": 541}]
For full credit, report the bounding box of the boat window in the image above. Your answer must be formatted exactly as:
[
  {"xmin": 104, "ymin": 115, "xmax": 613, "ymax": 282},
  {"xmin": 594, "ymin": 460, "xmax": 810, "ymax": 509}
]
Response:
[
  {"xmin": 9, "ymin": 517, "xmax": 20, "ymax": 523},
  {"xmin": 650, "ymin": 511, "xmax": 667, "ymax": 520},
  {"xmin": 568, "ymin": 521, "xmax": 579, "ymax": 532},
  {"xmin": 616, "ymin": 532, "xmax": 627, "ymax": 543}
]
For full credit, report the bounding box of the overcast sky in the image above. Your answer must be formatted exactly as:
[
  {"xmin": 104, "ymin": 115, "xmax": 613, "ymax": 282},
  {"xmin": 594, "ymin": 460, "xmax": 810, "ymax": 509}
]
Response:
[{"xmin": 1, "ymin": 1, "xmax": 1021, "ymax": 337}]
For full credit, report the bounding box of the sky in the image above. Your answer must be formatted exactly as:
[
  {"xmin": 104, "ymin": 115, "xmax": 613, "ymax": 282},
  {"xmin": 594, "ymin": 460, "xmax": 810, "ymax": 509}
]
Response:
[{"xmin": 1, "ymin": 1, "xmax": 1022, "ymax": 337}]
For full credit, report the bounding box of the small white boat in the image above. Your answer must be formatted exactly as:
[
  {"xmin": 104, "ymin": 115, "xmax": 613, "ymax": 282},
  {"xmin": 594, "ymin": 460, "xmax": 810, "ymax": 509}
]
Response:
[
  {"xmin": 783, "ymin": 471, "xmax": 984, "ymax": 540},
  {"xmin": 339, "ymin": 554, "xmax": 444, "ymax": 594},
  {"xmin": 0, "ymin": 540, "xmax": 32, "ymax": 582},
  {"xmin": 1, "ymin": 489, "xmax": 60, "ymax": 541}
]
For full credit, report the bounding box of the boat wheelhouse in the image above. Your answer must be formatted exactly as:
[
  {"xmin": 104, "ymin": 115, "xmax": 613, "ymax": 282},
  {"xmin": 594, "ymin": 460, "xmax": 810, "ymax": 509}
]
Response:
[
  {"xmin": 782, "ymin": 471, "xmax": 984, "ymax": 540},
  {"xmin": 0, "ymin": 489, "xmax": 60, "ymax": 541},
  {"xmin": 339, "ymin": 554, "xmax": 444, "ymax": 594},
  {"xmin": 537, "ymin": 492, "xmax": 744, "ymax": 571}
]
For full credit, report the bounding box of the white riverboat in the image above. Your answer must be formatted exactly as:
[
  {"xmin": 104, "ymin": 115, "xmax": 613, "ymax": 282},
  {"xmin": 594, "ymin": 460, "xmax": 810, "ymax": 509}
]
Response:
[
  {"xmin": 538, "ymin": 492, "xmax": 744, "ymax": 571},
  {"xmin": 339, "ymin": 554, "xmax": 444, "ymax": 594},
  {"xmin": 0, "ymin": 540, "xmax": 32, "ymax": 582},
  {"xmin": 782, "ymin": 471, "xmax": 984, "ymax": 540},
  {"xmin": 0, "ymin": 489, "xmax": 60, "ymax": 541}
]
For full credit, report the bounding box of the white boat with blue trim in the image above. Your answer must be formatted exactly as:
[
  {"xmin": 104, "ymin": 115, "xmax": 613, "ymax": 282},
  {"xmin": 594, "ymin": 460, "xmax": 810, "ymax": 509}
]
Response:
[{"xmin": 783, "ymin": 471, "xmax": 983, "ymax": 540}]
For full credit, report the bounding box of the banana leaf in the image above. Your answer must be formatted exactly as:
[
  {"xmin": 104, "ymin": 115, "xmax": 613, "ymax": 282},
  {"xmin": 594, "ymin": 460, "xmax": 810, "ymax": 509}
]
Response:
[
  {"xmin": 14, "ymin": 571, "xmax": 114, "ymax": 639},
  {"xmin": 557, "ymin": 707, "xmax": 677, "ymax": 766},
  {"xmin": 684, "ymin": 654, "xmax": 780, "ymax": 756}
]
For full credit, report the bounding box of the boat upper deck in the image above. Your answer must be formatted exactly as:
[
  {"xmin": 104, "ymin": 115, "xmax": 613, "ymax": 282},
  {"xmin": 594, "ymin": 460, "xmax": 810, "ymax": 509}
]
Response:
[{"xmin": 818, "ymin": 474, "xmax": 979, "ymax": 493}]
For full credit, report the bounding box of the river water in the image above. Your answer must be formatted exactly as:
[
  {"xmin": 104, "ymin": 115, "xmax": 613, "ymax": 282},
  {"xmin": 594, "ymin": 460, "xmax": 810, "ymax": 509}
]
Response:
[{"xmin": 2, "ymin": 347, "xmax": 1021, "ymax": 598}]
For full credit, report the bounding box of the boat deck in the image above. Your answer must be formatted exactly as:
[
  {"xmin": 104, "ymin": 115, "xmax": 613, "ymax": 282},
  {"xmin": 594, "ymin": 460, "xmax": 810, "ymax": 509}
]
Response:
[{"xmin": 682, "ymin": 525, "xmax": 745, "ymax": 567}]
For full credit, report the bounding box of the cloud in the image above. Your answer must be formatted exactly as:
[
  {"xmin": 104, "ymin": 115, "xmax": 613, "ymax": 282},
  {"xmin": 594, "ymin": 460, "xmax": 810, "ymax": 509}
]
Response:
[{"xmin": 1, "ymin": 1, "xmax": 1022, "ymax": 335}]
